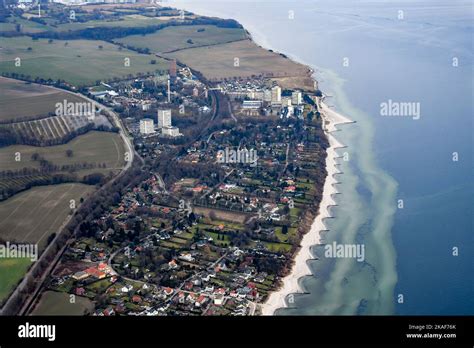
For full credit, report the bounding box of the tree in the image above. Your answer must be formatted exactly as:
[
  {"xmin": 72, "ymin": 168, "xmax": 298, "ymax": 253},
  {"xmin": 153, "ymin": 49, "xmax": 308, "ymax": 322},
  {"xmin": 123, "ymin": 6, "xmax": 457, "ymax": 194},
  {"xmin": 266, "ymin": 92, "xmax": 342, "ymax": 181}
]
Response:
[
  {"xmin": 66, "ymin": 149, "xmax": 73, "ymax": 157},
  {"xmin": 209, "ymin": 211, "xmax": 217, "ymax": 221},
  {"xmin": 46, "ymin": 232, "xmax": 56, "ymax": 245}
]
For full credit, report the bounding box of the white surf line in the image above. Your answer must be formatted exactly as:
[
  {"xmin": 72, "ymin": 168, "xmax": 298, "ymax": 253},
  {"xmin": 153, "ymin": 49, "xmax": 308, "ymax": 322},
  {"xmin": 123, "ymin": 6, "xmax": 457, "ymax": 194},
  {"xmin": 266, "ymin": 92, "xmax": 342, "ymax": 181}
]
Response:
[{"xmin": 260, "ymin": 96, "xmax": 353, "ymax": 315}]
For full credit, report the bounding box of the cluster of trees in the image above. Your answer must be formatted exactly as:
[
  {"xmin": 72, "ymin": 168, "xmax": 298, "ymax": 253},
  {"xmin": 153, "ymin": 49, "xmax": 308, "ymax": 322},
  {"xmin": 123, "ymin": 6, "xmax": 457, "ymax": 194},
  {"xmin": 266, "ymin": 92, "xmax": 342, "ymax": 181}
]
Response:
[
  {"xmin": 154, "ymin": 156, "xmax": 225, "ymax": 187},
  {"xmin": 71, "ymin": 159, "xmax": 147, "ymax": 239},
  {"xmin": 27, "ymin": 16, "xmax": 242, "ymax": 42},
  {"xmin": 0, "ymin": 127, "xmax": 21, "ymax": 147},
  {"xmin": 0, "ymin": 72, "xmax": 73, "ymax": 90},
  {"xmin": 253, "ymin": 255, "xmax": 286, "ymax": 276},
  {"xmin": 0, "ymin": 111, "xmax": 57, "ymax": 124}
]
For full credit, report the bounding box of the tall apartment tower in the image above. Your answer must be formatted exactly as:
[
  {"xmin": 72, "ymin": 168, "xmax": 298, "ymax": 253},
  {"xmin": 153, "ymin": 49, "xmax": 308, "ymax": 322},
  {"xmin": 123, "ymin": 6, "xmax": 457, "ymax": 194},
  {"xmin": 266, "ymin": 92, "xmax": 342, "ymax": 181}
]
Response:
[
  {"xmin": 139, "ymin": 119, "xmax": 155, "ymax": 135},
  {"xmin": 157, "ymin": 109, "xmax": 172, "ymax": 128},
  {"xmin": 291, "ymin": 91, "xmax": 302, "ymax": 105},
  {"xmin": 271, "ymin": 85, "xmax": 282, "ymax": 105}
]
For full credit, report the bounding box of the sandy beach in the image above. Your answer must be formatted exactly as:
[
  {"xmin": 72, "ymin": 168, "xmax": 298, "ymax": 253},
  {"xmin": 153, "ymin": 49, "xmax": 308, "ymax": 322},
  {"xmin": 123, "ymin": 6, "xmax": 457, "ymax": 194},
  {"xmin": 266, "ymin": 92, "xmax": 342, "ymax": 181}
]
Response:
[{"xmin": 260, "ymin": 97, "xmax": 353, "ymax": 315}]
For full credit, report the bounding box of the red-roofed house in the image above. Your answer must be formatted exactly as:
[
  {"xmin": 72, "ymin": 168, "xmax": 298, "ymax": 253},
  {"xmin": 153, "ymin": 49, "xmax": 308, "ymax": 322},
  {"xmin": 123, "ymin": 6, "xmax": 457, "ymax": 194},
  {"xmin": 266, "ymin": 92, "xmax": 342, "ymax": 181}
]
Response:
[
  {"xmin": 85, "ymin": 267, "xmax": 106, "ymax": 279},
  {"xmin": 195, "ymin": 295, "xmax": 207, "ymax": 307},
  {"xmin": 132, "ymin": 295, "xmax": 142, "ymax": 303},
  {"xmin": 163, "ymin": 287, "xmax": 174, "ymax": 296}
]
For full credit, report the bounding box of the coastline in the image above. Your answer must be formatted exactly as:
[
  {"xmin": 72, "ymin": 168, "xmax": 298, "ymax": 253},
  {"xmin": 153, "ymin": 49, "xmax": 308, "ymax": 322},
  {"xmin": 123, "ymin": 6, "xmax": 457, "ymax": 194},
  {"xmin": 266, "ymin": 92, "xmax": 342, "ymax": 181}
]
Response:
[
  {"xmin": 206, "ymin": 9, "xmax": 358, "ymax": 315},
  {"xmin": 171, "ymin": 4, "xmax": 358, "ymax": 315},
  {"xmin": 260, "ymin": 99, "xmax": 353, "ymax": 315}
]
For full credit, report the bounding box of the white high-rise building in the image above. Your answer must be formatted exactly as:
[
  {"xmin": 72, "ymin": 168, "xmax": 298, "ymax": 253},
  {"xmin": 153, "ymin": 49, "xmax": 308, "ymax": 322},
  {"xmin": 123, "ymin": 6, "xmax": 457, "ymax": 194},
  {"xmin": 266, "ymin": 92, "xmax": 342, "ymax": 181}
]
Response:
[
  {"xmin": 157, "ymin": 109, "xmax": 172, "ymax": 128},
  {"xmin": 139, "ymin": 119, "xmax": 155, "ymax": 135},
  {"xmin": 263, "ymin": 89, "xmax": 272, "ymax": 102},
  {"xmin": 291, "ymin": 91, "xmax": 302, "ymax": 105},
  {"xmin": 271, "ymin": 86, "xmax": 282, "ymax": 105}
]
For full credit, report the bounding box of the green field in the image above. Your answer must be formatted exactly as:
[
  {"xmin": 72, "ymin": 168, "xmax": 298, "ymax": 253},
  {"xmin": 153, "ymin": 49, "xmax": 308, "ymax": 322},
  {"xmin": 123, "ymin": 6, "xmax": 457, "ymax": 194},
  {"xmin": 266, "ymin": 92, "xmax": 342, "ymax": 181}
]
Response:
[
  {"xmin": 0, "ymin": 37, "xmax": 167, "ymax": 87},
  {"xmin": 53, "ymin": 14, "xmax": 165, "ymax": 32},
  {"xmin": 0, "ymin": 14, "xmax": 165, "ymax": 34},
  {"xmin": 164, "ymin": 39, "xmax": 310, "ymax": 81},
  {"xmin": 0, "ymin": 130, "xmax": 126, "ymax": 172},
  {"xmin": 116, "ymin": 25, "xmax": 247, "ymax": 53},
  {"xmin": 31, "ymin": 291, "xmax": 94, "ymax": 315},
  {"xmin": 0, "ymin": 183, "xmax": 94, "ymax": 249},
  {"xmin": 0, "ymin": 258, "xmax": 32, "ymax": 305},
  {"xmin": 2, "ymin": 15, "xmax": 52, "ymax": 34},
  {"xmin": 0, "ymin": 77, "xmax": 86, "ymax": 122}
]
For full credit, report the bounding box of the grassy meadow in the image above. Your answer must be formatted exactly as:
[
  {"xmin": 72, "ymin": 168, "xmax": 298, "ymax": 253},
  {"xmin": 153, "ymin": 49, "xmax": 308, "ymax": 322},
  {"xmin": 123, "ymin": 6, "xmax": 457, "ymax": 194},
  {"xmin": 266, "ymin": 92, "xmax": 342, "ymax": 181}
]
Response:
[
  {"xmin": 0, "ymin": 37, "xmax": 167, "ymax": 87},
  {"xmin": 116, "ymin": 24, "xmax": 247, "ymax": 53}
]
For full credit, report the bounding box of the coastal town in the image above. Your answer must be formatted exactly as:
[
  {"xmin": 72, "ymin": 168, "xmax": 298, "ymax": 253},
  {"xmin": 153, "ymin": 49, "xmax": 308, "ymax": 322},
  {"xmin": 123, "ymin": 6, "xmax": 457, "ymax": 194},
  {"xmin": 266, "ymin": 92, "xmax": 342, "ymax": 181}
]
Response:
[
  {"xmin": 0, "ymin": 1, "xmax": 470, "ymax": 347},
  {"xmin": 0, "ymin": 0, "xmax": 331, "ymax": 317},
  {"xmin": 34, "ymin": 58, "xmax": 330, "ymax": 316}
]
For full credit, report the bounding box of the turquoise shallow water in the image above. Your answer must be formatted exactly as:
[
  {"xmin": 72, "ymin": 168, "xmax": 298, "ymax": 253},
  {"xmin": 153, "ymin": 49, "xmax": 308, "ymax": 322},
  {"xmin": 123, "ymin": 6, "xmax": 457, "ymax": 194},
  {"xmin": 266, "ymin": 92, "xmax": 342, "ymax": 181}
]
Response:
[{"xmin": 170, "ymin": 0, "xmax": 473, "ymax": 315}]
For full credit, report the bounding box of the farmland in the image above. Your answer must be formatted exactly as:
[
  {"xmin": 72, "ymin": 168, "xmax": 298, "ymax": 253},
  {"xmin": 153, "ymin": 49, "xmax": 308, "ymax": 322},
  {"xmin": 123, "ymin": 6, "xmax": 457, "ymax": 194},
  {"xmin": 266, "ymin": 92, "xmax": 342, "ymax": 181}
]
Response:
[
  {"xmin": 30, "ymin": 291, "xmax": 94, "ymax": 315},
  {"xmin": 0, "ymin": 183, "xmax": 94, "ymax": 249},
  {"xmin": 0, "ymin": 182, "xmax": 94, "ymax": 309},
  {"xmin": 0, "ymin": 258, "xmax": 32, "ymax": 306},
  {"xmin": 1, "ymin": 15, "xmax": 52, "ymax": 34},
  {"xmin": 52, "ymin": 14, "xmax": 165, "ymax": 32},
  {"xmin": 6, "ymin": 114, "xmax": 92, "ymax": 142},
  {"xmin": 163, "ymin": 39, "xmax": 312, "ymax": 86},
  {"xmin": 0, "ymin": 12, "xmax": 184, "ymax": 35},
  {"xmin": 0, "ymin": 131, "xmax": 126, "ymax": 199},
  {"xmin": 0, "ymin": 37, "xmax": 167, "ymax": 87},
  {"xmin": 0, "ymin": 77, "xmax": 86, "ymax": 122},
  {"xmin": 0, "ymin": 131, "xmax": 126, "ymax": 173},
  {"xmin": 116, "ymin": 24, "xmax": 247, "ymax": 53}
]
